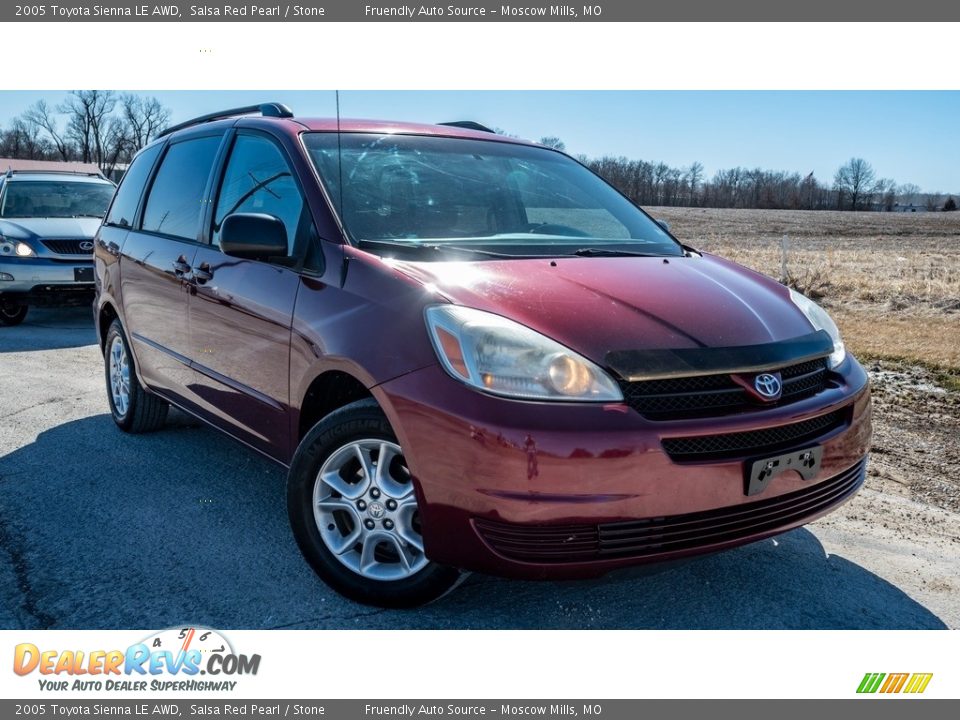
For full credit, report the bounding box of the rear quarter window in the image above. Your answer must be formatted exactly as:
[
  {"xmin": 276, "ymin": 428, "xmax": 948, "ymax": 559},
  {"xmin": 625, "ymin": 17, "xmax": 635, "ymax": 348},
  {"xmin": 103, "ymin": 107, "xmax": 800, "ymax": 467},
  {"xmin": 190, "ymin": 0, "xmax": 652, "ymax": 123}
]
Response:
[{"xmin": 105, "ymin": 142, "xmax": 163, "ymax": 228}]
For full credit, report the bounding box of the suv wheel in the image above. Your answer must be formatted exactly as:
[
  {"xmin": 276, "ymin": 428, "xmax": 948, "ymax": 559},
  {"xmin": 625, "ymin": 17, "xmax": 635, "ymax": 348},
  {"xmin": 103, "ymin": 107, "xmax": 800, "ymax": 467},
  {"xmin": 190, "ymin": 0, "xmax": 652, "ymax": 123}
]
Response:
[
  {"xmin": 0, "ymin": 304, "xmax": 28, "ymax": 326},
  {"xmin": 288, "ymin": 399, "xmax": 460, "ymax": 607},
  {"xmin": 104, "ymin": 319, "xmax": 169, "ymax": 433}
]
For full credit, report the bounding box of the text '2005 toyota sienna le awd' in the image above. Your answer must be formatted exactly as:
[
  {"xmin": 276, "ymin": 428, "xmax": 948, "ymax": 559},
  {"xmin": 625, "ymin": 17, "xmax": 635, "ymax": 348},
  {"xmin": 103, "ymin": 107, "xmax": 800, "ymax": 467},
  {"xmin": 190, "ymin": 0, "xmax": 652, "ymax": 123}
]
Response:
[{"xmin": 93, "ymin": 104, "xmax": 872, "ymax": 607}]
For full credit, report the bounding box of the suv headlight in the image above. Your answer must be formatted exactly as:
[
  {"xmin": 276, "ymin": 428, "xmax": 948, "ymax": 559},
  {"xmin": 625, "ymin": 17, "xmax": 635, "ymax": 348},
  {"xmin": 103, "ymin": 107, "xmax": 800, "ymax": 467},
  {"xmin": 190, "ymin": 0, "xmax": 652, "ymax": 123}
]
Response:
[
  {"xmin": 425, "ymin": 305, "xmax": 623, "ymax": 402},
  {"xmin": 789, "ymin": 288, "xmax": 846, "ymax": 369},
  {"xmin": 0, "ymin": 238, "xmax": 36, "ymax": 258}
]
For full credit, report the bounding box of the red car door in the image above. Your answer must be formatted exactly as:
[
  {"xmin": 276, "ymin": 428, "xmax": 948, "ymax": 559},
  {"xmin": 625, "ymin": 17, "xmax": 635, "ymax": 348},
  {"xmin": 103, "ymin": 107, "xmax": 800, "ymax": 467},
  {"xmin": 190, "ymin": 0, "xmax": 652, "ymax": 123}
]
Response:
[
  {"xmin": 119, "ymin": 133, "xmax": 223, "ymax": 408},
  {"xmin": 186, "ymin": 131, "xmax": 315, "ymax": 461}
]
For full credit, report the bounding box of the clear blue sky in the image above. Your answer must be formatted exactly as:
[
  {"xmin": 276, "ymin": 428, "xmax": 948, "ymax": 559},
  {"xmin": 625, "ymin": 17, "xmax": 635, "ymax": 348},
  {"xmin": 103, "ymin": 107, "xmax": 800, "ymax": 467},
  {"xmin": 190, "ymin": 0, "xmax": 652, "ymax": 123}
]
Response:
[{"xmin": 1, "ymin": 91, "xmax": 957, "ymax": 192}]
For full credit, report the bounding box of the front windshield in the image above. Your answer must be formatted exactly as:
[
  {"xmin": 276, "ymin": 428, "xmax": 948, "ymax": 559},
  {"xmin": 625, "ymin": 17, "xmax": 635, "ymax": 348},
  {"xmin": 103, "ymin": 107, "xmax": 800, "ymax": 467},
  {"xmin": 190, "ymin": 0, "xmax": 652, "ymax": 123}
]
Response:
[
  {"xmin": 303, "ymin": 133, "xmax": 682, "ymax": 257},
  {"xmin": 0, "ymin": 180, "xmax": 115, "ymax": 219}
]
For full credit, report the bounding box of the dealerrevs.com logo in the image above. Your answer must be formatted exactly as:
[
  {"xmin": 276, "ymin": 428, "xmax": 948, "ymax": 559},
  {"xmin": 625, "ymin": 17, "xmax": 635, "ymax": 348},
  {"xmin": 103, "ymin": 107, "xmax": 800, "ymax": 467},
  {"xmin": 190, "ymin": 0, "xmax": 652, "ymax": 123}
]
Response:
[{"xmin": 13, "ymin": 627, "xmax": 261, "ymax": 693}]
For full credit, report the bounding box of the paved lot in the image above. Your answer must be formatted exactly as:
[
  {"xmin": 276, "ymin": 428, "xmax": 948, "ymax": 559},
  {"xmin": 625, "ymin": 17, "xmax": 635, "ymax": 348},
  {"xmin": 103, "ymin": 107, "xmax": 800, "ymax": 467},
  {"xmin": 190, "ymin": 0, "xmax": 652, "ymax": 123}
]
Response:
[{"xmin": 1, "ymin": 309, "xmax": 957, "ymax": 629}]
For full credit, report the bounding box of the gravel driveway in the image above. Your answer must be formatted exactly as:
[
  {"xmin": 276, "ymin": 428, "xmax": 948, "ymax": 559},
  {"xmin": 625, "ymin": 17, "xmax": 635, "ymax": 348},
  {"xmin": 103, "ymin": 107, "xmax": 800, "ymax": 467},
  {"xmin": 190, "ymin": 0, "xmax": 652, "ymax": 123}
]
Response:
[{"xmin": 1, "ymin": 309, "xmax": 956, "ymax": 629}]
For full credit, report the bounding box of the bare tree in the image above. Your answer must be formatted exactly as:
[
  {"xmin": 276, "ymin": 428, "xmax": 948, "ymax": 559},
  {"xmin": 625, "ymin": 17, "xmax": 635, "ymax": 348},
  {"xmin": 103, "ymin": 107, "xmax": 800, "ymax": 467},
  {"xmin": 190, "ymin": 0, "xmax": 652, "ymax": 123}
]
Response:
[
  {"xmin": 874, "ymin": 178, "xmax": 897, "ymax": 211},
  {"xmin": 23, "ymin": 100, "xmax": 73, "ymax": 160},
  {"xmin": 59, "ymin": 90, "xmax": 117, "ymax": 166},
  {"xmin": 101, "ymin": 116, "xmax": 134, "ymax": 176},
  {"xmin": 120, "ymin": 94, "xmax": 171, "ymax": 150},
  {"xmin": 538, "ymin": 136, "xmax": 566, "ymax": 152},
  {"xmin": 896, "ymin": 182, "xmax": 921, "ymax": 208},
  {"xmin": 2, "ymin": 92, "xmax": 171, "ymax": 174},
  {"xmin": 684, "ymin": 162, "xmax": 704, "ymax": 206},
  {"xmin": 0, "ymin": 118, "xmax": 54, "ymax": 160},
  {"xmin": 578, "ymin": 154, "xmax": 918, "ymax": 213},
  {"xmin": 833, "ymin": 157, "xmax": 876, "ymax": 210}
]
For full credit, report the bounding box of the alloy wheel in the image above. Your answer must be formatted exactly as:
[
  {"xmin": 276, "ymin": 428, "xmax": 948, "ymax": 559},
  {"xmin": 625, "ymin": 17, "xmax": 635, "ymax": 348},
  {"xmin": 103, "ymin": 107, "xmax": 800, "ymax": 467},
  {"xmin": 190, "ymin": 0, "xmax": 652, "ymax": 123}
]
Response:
[
  {"xmin": 108, "ymin": 335, "xmax": 131, "ymax": 418},
  {"xmin": 312, "ymin": 439, "xmax": 427, "ymax": 581}
]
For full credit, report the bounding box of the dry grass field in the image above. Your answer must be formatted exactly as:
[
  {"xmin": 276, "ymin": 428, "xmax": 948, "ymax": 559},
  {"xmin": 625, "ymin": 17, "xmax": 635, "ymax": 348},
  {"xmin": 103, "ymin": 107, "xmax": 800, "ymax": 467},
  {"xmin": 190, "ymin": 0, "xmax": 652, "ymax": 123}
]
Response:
[{"xmin": 653, "ymin": 207, "xmax": 960, "ymax": 375}]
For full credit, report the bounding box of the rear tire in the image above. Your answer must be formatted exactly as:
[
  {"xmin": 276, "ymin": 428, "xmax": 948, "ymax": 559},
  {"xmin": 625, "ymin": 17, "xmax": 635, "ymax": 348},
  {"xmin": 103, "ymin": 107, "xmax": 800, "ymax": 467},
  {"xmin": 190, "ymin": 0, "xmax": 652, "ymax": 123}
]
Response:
[
  {"xmin": 287, "ymin": 398, "xmax": 461, "ymax": 608},
  {"xmin": 104, "ymin": 319, "xmax": 169, "ymax": 433},
  {"xmin": 0, "ymin": 304, "xmax": 28, "ymax": 326}
]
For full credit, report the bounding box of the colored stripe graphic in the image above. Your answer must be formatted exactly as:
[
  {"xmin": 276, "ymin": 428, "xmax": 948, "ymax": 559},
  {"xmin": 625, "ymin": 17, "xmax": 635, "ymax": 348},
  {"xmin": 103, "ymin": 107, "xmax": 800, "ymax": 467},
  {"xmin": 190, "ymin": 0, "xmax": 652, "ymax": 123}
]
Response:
[
  {"xmin": 880, "ymin": 673, "xmax": 909, "ymax": 693},
  {"xmin": 857, "ymin": 673, "xmax": 885, "ymax": 693},
  {"xmin": 904, "ymin": 673, "xmax": 933, "ymax": 694},
  {"xmin": 857, "ymin": 672, "xmax": 932, "ymax": 694}
]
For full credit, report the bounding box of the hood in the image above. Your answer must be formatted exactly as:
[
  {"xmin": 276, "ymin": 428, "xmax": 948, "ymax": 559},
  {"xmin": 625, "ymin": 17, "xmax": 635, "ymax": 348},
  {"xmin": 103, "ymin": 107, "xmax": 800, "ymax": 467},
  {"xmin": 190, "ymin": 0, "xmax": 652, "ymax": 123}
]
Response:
[
  {"xmin": 389, "ymin": 253, "xmax": 819, "ymax": 369},
  {"xmin": 0, "ymin": 217, "xmax": 102, "ymax": 240}
]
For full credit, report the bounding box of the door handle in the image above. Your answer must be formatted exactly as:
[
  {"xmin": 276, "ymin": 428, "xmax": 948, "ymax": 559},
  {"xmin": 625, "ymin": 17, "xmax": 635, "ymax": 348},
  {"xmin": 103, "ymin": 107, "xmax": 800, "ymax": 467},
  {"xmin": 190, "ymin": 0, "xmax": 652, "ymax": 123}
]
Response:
[
  {"xmin": 173, "ymin": 257, "xmax": 192, "ymax": 276},
  {"xmin": 193, "ymin": 263, "xmax": 214, "ymax": 283}
]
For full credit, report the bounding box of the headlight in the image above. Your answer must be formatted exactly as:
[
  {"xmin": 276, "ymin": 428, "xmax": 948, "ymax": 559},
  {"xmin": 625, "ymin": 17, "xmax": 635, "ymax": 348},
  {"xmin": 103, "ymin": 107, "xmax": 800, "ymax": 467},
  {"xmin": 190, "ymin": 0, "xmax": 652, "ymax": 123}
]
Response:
[
  {"xmin": 425, "ymin": 305, "xmax": 623, "ymax": 402},
  {"xmin": 0, "ymin": 238, "xmax": 36, "ymax": 258},
  {"xmin": 789, "ymin": 288, "xmax": 845, "ymax": 369}
]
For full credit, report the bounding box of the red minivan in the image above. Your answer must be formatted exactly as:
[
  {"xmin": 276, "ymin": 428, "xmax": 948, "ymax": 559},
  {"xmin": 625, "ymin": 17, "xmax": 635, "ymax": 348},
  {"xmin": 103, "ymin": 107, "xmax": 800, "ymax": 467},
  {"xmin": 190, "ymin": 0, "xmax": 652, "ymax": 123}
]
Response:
[{"xmin": 93, "ymin": 104, "xmax": 871, "ymax": 607}]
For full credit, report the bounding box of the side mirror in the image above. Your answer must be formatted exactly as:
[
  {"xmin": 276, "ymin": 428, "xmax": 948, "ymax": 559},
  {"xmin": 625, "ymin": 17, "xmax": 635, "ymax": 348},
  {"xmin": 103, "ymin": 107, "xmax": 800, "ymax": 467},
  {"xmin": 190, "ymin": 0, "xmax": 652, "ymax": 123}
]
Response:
[
  {"xmin": 220, "ymin": 213, "xmax": 288, "ymax": 261},
  {"xmin": 656, "ymin": 219, "xmax": 671, "ymax": 233}
]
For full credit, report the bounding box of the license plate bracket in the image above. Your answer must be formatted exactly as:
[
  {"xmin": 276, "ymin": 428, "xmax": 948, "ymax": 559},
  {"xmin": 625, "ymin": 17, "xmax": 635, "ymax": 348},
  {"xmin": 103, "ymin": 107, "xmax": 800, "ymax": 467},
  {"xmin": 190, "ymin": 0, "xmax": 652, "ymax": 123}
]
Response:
[
  {"xmin": 74, "ymin": 267, "xmax": 94, "ymax": 282},
  {"xmin": 745, "ymin": 445, "xmax": 823, "ymax": 496}
]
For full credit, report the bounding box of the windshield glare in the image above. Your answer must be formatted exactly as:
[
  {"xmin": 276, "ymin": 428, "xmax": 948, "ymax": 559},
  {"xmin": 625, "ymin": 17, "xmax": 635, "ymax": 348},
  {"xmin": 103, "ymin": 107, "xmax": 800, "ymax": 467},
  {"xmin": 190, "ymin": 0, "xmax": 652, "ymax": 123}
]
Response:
[
  {"xmin": 304, "ymin": 133, "xmax": 682, "ymax": 257},
  {"xmin": 0, "ymin": 180, "xmax": 115, "ymax": 219}
]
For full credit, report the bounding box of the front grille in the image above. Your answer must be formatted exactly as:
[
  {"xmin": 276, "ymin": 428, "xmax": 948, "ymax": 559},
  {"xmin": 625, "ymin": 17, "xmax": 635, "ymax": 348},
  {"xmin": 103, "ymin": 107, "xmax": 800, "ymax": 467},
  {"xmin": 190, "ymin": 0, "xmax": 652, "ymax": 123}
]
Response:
[
  {"xmin": 41, "ymin": 239, "xmax": 91, "ymax": 255},
  {"xmin": 475, "ymin": 459, "xmax": 866, "ymax": 564},
  {"xmin": 661, "ymin": 409, "xmax": 846, "ymax": 462},
  {"xmin": 620, "ymin": 357, "xmax": 829, "ymax": 420}
]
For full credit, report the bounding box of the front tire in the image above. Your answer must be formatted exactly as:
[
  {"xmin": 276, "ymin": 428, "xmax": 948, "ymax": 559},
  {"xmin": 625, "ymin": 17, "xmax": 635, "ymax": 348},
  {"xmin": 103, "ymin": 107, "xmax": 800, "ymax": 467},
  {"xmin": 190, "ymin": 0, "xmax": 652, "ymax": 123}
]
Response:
[
  {"xmin": 104, "ymin": 319, "xmax": 169, "ymax": 433},
  {"xmin": 0, "ymin": 304, "xmax": 28, "ymax": 326},
  {"xmin": 287, "ymin": 399, "xmax": 460, "ymax": 608}
]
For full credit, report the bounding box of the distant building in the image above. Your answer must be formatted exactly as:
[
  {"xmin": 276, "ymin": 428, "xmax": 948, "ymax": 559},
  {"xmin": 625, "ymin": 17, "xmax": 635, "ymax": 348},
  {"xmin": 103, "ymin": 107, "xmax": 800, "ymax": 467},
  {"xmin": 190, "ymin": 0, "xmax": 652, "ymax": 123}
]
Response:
[
  {"xmin": 893, "ymin": 203, "xmax": 928, "ymax": 213},
  {"xmin": 1, "ymin": 158, "xmax": 104, "ymax": 177},
  {"xmin": 103, "ymin": 163, "xmax": 128, "ymax": 183}
]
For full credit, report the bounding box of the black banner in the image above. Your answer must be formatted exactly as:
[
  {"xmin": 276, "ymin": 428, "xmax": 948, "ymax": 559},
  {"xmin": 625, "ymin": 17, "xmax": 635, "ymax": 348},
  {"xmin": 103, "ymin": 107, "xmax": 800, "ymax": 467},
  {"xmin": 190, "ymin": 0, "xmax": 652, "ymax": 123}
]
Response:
[
  {"xmin": 2, "ymin": 0, "xmax": 956, "ymax": 22},
  {"xmin": 1, "ymin": 700, "xmax": 958, "ymax": 719}
]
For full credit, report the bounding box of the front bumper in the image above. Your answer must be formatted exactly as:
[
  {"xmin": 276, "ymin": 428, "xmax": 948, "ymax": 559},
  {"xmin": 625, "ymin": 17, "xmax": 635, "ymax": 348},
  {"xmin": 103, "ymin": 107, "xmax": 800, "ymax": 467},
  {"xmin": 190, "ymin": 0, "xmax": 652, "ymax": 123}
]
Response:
[
  {"xmin": 374, "ymin": 356, "xmax": 872, "ymax": 579},
  {"xmin": 0, "ymin": 257, "xmax": 95, "ymax": 307}
]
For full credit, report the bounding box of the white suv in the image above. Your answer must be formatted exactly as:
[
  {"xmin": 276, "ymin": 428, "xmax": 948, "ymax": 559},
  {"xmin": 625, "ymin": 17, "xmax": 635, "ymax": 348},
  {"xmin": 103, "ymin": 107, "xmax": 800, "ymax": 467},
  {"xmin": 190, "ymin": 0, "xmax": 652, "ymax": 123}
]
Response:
[{"xmin": 0, "ymin": 169, "xmax": 115, "ymax": 325}]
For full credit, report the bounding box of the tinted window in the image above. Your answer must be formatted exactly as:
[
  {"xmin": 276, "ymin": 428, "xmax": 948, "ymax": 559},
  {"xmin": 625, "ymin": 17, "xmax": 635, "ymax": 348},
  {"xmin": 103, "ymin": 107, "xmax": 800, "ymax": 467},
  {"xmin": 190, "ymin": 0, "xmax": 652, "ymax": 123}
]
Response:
[
  {"xmin": 105, "ymin": 142, "xmax": 162, "ymax": 228},
  {"xmin": 142, "ymin": 136, "xmax": 221, "ymax": 241},
  {"xmin": 212, "ymin": 134, "xmax": 305, "ymax": 255}
]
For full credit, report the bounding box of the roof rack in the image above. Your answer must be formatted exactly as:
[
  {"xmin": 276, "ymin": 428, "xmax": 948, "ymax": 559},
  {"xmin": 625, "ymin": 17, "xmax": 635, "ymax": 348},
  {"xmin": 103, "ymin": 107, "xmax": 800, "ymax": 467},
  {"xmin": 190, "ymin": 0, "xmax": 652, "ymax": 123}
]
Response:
[
  {"xmin": 158, "ymin": 102, "xmax": 294, "ymax": 138},
  {"xmin": 5, "ymin": 168, "xmax": 105, "ymax": 179},
  {"xmin": 438, "ymin": 121, "xmax": 496, "ymax": 134}
]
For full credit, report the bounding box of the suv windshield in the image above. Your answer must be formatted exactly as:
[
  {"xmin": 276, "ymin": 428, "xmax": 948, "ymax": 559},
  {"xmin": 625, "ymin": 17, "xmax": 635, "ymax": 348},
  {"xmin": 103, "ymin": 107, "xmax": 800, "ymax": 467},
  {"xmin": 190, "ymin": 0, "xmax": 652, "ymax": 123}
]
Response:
[
  {"xmin": 0, "ymin": 180, "xmax": 115, "ymax": 219},
  {"xmin": 304, "ymin": 133, "xmax": 682, "ymax": 258}
]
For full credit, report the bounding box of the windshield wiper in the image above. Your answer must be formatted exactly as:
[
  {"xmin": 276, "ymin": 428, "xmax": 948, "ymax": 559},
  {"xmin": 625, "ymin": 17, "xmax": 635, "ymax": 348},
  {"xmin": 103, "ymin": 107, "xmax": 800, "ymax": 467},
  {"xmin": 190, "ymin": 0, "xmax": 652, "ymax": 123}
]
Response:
[
  {"xmin": 570, "ymin": 247, "xmax": 663, "ymax": 258},
  {"xmin": 357, "ymin": 239, "xmax": 538, "ymax": 259}
]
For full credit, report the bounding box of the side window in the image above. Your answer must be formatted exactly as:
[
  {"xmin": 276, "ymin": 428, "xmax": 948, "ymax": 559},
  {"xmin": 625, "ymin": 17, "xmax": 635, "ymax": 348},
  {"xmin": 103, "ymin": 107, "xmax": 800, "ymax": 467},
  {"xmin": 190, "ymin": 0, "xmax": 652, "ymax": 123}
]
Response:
[
  {"xmin": 212, "ymin": 134, "xmax": 306, "ymax": 255},
  {"xmin": 105, "ymin": 142, "xmax": 162, "ymax": 228},
  {"xmin": 141, "ymin": 136, "xmax": 221, "ymax": 241}
]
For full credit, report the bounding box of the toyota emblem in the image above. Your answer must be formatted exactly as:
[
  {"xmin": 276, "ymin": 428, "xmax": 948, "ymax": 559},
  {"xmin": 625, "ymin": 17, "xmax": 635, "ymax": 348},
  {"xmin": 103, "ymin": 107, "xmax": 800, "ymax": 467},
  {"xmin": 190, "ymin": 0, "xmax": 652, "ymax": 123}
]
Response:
[
  {"xmin": 79, "ymin": 241, "xmax": 94, "ymax": 251},
  {"xmin": 753, "ymin": 373, "xmax": 782, "ymax": 399}
]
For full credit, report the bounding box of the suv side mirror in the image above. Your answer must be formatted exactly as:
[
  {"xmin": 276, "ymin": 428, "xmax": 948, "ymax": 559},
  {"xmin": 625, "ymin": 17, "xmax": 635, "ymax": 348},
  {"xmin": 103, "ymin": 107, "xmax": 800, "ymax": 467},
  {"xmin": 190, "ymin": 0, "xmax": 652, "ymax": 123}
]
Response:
[
  {"xmin": 220, "ymin": 213, "xmax": 288, "ymax": 261},
  {"xmin": 656, "ymin": 219, "xmax": 671, "ymax": 233}
]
